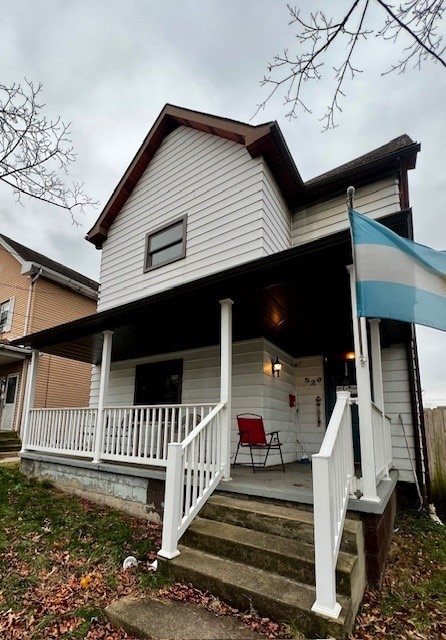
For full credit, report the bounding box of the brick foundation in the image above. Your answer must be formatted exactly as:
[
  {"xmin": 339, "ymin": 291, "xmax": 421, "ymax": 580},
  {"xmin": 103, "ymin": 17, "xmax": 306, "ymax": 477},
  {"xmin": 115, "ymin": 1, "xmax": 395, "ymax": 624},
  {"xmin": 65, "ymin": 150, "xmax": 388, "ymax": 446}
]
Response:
[{"xmin": 360, "ymin": 487, "xmax": 397, "ymax": 588}]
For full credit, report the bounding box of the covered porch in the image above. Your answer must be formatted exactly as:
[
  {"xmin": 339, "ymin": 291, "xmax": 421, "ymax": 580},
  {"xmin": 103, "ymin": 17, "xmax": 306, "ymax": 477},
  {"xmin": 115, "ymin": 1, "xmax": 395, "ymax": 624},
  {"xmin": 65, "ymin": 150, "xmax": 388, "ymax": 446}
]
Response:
[{"xmin": 15, "ymin": 216, "xmax": 410, "ymax": 618}]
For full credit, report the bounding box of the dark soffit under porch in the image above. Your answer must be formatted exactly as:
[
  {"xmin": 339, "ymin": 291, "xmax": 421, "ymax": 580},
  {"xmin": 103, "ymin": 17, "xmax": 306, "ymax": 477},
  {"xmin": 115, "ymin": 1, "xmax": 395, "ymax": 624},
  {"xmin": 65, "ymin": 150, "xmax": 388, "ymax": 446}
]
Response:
[{"xmin": 13, "ymin": 211, "xmax": 412, "ymax": 365}]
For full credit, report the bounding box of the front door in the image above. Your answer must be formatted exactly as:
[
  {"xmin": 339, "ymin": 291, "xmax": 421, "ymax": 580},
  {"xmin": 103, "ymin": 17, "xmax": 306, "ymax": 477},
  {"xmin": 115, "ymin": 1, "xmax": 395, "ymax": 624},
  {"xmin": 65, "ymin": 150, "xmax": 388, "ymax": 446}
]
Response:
[
  {"xmin": 0, "ymin": 374, "xmax": 19, "ymax": 431},
  {"xmin": 324, "ymin": 355, "xmax": 360, "ymax": 463}
]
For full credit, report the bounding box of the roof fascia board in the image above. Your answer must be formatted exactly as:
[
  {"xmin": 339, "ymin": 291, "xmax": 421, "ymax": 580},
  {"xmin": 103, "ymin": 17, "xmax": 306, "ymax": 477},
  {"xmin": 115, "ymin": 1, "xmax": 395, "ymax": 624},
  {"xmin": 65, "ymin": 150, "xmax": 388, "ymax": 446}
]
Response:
[
  {"xmin": 0, "ymin": 236, "xmax": 26, "ymax": 267},
  {"xmin": 302, "ymin": 142, "xmax": 421, "ymax": 205}
]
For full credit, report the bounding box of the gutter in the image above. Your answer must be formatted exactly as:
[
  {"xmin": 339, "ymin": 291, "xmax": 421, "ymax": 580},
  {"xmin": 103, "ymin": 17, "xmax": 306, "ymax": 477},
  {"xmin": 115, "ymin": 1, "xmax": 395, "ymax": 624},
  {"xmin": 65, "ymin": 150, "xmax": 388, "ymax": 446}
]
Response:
[{"xmin": 20, "ymin": 261, "xmax": 98, "ymax": 300}]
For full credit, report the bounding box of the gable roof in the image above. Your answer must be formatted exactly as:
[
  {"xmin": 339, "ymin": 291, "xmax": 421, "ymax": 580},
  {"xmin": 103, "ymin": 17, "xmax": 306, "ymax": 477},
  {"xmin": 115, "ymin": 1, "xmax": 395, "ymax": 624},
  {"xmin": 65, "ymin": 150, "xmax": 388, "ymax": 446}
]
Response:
[
  {"xmin": 87, "ymin": 104, "xmax": 305, "ymax": 248},
  {"xmin": 0, "ymin": 234, "xmax": 99, "ymax": 297},
  {"xmin": 87, "ymin": 104, "xmax": 420, "ymax": 249}
]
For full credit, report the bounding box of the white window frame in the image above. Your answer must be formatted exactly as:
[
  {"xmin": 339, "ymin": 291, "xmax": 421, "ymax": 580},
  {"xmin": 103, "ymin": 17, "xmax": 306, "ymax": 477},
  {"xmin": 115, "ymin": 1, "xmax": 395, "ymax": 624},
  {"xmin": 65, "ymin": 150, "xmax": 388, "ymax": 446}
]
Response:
[
  {"xmin": 144, "ymin": 216, "xmax": 187, "ymax": 272},
  {"xmin": 0, "ymin": 297, "xmax": 15, "ymax": 334}
]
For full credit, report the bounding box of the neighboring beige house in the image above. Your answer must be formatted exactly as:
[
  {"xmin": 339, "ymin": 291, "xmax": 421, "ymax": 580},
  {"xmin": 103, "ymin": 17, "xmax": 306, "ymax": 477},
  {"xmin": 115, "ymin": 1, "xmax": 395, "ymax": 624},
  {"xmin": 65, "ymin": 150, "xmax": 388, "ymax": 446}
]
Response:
[{"xmin": 0, "ymin": 234, "xmax": 98, "ymax": 434}]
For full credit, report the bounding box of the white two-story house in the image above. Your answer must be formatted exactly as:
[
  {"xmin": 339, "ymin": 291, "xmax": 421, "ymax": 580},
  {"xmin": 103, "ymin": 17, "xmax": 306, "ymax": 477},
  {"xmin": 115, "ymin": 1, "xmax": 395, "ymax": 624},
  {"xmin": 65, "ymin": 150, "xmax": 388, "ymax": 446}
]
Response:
[{"xmin": 15, "ymin": 105, "xmax": 428, "ymax": 637}]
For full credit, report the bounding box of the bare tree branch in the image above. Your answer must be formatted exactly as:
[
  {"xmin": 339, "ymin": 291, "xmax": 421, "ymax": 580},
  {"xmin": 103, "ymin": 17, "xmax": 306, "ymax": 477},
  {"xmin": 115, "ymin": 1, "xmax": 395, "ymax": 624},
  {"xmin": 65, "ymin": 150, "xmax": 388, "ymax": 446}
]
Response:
[
  {"xmin": 257, "ymin": 0, "xmax": 445, "ymax": 129},
  {"xmin": 0, "ymin": 80, "xmax": 98, "ymax": 223}
]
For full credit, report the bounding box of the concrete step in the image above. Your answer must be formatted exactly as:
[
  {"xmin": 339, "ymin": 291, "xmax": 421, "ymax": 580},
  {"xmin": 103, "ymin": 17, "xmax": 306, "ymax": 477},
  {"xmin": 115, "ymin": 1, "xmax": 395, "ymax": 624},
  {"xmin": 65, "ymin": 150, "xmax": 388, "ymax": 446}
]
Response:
[
  {"xmin": 202, "ymin": 494, "xmax": 362, "ymax": 555},
  {"xmin": 0, "ymin": 430, "xmax": 21, "ymax": 441},
  {"xmin": 165, "ymin": 546, "xmax": 352, "ymax": 640},
  {"xmin": 0, "ymin": 432, "xmax": 21, "ymax": 453},
  {"xmin": 182, "ymin": 516, "xmax": 357, "ymax": 597}
]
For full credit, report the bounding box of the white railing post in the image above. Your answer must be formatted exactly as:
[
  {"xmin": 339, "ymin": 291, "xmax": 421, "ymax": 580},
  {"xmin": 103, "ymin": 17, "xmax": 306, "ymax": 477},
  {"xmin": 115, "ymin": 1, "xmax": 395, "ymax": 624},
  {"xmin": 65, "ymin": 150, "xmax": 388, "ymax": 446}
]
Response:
[
  {"xmin": 348, "ymin": 266, "xmax": 379, "ymax": 502},
  {"xmin": 20, "ymin": 350, "xmax": 39, "ymax": 453},
  {"xmin": 219, "ymin": 298, "xmax": 233, "ymax": 481},
  {"xmin": 311, "ymin": 390, "xmax": 351, "ymax": 619},
  {"xmin": 92, "ymin": 330, "xmax": 113, "ymax": 464},
  {"xmin": 159, "ymin": 442, "xmax": 183, "ymax": 559},
  {"xmin": 311, "ymin": 456, "xmax": 342, "ymax": 619}
]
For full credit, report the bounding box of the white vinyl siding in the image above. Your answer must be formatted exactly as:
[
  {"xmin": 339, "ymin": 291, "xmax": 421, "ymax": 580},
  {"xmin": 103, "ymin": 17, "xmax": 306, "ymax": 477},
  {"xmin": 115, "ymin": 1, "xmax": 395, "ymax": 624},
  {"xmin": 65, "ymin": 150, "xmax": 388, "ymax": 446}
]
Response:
[
  {"xmin": 295, "ymin": 356, "xmax": 326, "ymax": 457},
  {"xmin": 292, "ymin": 177, "xmax": 400, "ymax": 246},
  {"xmin": 89, "ymin": 338, "xmax": 298, "ymax": 466},
  {"xmin": 98, "ymin": 127, "xmax": 269, "ymax": 311},
  {"xmin": 261, "ymin": 163, "xmax": 291, "ymax": 255},
  {"xmin": 382, "ymin": 344, "xmax": 416, "ymax": 483}
]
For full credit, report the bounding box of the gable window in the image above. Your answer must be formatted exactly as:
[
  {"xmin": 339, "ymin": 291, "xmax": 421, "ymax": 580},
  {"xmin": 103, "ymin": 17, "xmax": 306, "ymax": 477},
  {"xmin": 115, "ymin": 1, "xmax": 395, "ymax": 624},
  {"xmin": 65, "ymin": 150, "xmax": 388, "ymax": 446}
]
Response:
[
  {"xmin": 144, "ymin": 216, "xmax": 187, "ymax": 271},
  {"xmin": 0, "ymin": 298, "xmax": 14, "ymax": 334}
]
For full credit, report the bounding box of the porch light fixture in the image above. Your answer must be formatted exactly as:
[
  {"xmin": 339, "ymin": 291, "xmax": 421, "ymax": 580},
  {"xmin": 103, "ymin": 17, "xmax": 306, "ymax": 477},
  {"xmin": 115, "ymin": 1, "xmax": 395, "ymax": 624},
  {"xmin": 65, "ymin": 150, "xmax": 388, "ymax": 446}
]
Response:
[
  {"xmin": 272, "ymin": 357, "xmax": 282, "ymax": 377},
  {"xmin": 345, "ymin": 352, "xmax": 355, "ymax": 360}
]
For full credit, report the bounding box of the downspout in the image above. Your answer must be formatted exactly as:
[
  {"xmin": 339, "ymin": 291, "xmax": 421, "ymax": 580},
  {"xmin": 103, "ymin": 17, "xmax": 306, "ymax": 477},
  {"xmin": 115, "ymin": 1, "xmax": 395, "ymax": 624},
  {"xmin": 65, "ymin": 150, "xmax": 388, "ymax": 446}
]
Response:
[
  {"xmin": 24, "ymin": 268, "xmax": 42, "ymax": 335},
  {"xmin": 16, "ymin": 268, "xmax": 42, "ymax": 434},
  {"xmin": 406, "ymin": 326, "xmax": 432, "ymax": 506}
]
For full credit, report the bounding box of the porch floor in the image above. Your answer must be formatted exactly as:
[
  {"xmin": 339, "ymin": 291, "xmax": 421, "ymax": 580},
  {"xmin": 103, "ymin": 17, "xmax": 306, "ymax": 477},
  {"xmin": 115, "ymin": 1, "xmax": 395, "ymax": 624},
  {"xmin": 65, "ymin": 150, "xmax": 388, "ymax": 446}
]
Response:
[{"xmin": 221, "ymin": 462, "xmax": 314, "ymax": 505}]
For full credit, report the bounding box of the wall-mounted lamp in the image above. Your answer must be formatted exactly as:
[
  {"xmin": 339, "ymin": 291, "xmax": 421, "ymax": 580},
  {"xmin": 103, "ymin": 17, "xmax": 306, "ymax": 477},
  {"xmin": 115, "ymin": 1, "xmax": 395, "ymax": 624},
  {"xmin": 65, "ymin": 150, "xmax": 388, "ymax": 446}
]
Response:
[{"xmin": 272, "ymin": 357, "xmax": 282, "ymax": 377}]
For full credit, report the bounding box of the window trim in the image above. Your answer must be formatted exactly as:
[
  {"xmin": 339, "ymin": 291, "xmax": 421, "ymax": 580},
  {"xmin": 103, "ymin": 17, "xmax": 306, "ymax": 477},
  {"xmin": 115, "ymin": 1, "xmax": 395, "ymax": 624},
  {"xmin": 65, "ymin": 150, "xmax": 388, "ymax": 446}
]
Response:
[
  {"xmin": 144, "ymin": 216, "xmax": 187, "ymax": 272},
  {"xmin": 0, "ymin": 297, "xmax": 15, "ymax": 334}
]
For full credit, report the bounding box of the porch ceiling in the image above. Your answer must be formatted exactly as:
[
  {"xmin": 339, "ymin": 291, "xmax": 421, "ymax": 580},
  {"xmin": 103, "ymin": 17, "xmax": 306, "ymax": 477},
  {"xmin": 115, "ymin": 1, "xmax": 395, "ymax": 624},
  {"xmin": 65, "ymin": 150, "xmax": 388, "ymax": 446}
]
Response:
[{"xmin": 13, "ymin": 211, "xmax": 412, "ymax": 364}]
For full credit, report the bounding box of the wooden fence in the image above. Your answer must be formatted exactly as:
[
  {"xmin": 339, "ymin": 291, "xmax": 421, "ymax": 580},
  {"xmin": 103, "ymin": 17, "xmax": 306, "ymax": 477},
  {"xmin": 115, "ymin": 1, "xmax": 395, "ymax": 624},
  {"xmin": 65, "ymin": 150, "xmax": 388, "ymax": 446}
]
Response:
[{"xmin": 424, "ymin": 407, "xmax": 446, "ymax": 494}]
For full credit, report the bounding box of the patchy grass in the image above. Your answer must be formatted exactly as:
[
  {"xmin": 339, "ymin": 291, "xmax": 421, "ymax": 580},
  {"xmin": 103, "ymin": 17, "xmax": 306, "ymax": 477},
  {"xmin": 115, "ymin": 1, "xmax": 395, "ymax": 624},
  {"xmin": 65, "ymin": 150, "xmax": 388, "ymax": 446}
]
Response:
[
  {"xmin": 351, "ymin": 510, "xmax": 446, "ymax": 639},
  {"xmin": 0, "ymin": 464, "xmax": 163, "ymax": 639},
  {"xmin": 1, "ymin": 464, "xmax": 445, "ymax": 639}
]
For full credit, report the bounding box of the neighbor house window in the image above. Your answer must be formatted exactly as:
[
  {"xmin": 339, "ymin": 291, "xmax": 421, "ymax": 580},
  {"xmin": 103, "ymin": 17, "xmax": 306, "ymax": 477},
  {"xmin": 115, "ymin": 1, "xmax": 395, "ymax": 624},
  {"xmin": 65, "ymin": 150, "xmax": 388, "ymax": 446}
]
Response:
[
  {"xmin": 0, "ymin": 298, "xmax": 14, "ymax": 334},
  {"xmin": 144, "ymin": 216, "xmax": 187, "ymax": 271}
]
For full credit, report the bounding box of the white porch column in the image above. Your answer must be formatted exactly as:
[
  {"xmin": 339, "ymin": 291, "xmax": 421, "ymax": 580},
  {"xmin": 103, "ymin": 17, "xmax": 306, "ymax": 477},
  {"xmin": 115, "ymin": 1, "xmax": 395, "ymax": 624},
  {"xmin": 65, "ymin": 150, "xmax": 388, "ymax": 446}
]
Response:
[
  {"xmin": 20, "ymin": 350, "xmax": 39, "ymax": 453},
  {"xmin": 348, "ymin": 266, "xmax": 379, "ymax": 502},
  {"xmin": 219, "ymin": 298, "xmax": 233, "ymax": 481},
  {"xmin": 369, "ymin": 318, "xmax": 390, "ymax": 479},
  {"xmin": 92, "ymin": 330, "xmax": 113, "ymax": 464},
  {"xmin": 369, "ymin": 319, "xmax": 384, "ymax": 411}
]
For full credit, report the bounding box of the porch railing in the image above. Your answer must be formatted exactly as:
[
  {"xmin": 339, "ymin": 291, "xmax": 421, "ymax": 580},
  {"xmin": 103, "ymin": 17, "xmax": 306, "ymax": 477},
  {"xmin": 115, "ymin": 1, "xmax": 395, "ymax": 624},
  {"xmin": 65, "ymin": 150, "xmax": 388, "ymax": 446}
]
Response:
[
  {"xmin": 158, "ymin": 401, "xmax": 226, "ymax": 559},
  {"xmin": 25, "ymin": 403, "xmax": 216, "ymax": 467},
  {"xmin": 311, "ymin": 391, "xmax": 355, "ymax": 619},
  {"xmin": 27, "ymin": 407, "xmax": 97, "ymax": 457},
  {"xmin": 371, "ymin": 402, "xmax": 393, "ymax": 482},
  {"xmin": 101, "ymin": 404, "xmax": 216, "ymax": 466}
]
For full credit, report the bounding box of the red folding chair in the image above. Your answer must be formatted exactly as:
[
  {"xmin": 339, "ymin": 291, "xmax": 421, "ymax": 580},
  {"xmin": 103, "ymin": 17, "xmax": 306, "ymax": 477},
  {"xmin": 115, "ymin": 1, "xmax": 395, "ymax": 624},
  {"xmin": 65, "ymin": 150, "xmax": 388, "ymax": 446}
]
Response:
[{"xmin": 234, "ymin": 414, "xmax": 285, "ymax": 473}]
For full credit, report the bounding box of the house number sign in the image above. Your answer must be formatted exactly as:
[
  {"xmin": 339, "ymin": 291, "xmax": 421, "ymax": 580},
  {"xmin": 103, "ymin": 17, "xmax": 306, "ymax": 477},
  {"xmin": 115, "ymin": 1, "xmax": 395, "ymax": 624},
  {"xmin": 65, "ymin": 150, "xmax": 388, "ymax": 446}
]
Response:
[{"xmin": 304, "ymin": 377, "xmax": 322, "ymax": 386}]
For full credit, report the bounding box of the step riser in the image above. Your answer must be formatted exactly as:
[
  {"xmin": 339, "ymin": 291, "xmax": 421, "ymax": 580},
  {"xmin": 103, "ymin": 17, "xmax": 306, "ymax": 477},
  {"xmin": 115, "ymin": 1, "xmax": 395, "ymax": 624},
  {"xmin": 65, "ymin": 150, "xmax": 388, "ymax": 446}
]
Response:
[
  {"xmin": 0, "ymin": 444, "xmax": 21, "ymax": 452},
  {"xmin": 0, "ymin": 432, "xmax": 21, "ymax": 441},
  {"xmin": 184, "ymin": 527, "xmax": 315, "ymax": 587},
  {"xmin": 182, "ymin": 527, "xmax": 355, "ymax": 597},
  {"xmin": 201, "ymin": 500, "xmax": 358, "ymax": 555},
  {"xmin": 164, "ymin": 561, "xmax": 349, "ymax": 640}
]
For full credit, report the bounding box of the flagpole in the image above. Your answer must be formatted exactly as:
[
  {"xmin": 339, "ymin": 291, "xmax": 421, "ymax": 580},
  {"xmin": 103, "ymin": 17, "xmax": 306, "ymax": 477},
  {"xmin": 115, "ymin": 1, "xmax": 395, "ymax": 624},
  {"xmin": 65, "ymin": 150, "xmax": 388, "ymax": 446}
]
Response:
[{"xmin": 347, "ymin": 186, "xmax": 380, "ymax": 502}]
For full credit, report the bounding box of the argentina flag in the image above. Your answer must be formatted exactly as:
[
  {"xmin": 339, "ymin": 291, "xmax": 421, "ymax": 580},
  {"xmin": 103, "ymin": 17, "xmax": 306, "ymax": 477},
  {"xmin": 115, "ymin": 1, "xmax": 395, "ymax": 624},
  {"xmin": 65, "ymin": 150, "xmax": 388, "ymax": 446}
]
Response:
[{"xmin": 348, "ymin": 209, "xmax": 446, "ymax": 332}]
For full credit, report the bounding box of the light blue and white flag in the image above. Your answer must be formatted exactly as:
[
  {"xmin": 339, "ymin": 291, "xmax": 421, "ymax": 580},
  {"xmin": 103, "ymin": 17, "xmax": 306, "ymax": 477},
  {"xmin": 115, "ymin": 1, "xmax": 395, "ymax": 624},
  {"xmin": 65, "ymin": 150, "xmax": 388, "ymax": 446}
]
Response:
[{"xmin": 348, "ymin": 209, "xmax": 446, "ymax": 332}]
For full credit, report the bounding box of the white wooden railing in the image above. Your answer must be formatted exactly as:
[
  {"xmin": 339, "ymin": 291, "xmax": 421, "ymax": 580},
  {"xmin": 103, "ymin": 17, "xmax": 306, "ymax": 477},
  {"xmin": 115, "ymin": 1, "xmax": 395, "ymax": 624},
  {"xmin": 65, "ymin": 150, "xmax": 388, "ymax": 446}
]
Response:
[
  {"xmin": 371, "ymin": 402, "xmax": 393, "ymax": 482},
  {"xmin": 27, "ymin": 407, "xmax": 97, "ymax": 457},
  {"xmin": 25, "ymin": 403, "xmax": 216, "ymax": 467},
  {"xmin": 311, "ymin": 391, "xmax": 355, "ymax": 619},
  {"xmin": 158, "ymin": 401, "xmax": 226, "ymax": 559},
  {"xmin": 101, "ymin": 404, "xmax": 216, "ymax": 466}
]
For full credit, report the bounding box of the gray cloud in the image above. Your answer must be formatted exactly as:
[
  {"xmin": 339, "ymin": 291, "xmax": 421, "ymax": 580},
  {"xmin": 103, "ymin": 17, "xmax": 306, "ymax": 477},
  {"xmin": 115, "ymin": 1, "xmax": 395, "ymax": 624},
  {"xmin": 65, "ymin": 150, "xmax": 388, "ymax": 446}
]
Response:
[{"xmin": 1, "ymin": 0, "xmax": 445, "ymax": 403}]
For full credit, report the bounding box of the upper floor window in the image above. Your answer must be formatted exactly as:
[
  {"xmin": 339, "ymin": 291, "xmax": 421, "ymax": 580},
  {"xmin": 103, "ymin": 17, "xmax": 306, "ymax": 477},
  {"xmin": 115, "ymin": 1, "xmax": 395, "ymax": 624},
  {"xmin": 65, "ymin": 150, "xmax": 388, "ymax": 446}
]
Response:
[
  {"xmin": 144, "ymin": 216, "xmax": 187, "ymax": 272},
  {"xmin": 0, "ymin": 298, "xmax": 14, "ymax": 334}
]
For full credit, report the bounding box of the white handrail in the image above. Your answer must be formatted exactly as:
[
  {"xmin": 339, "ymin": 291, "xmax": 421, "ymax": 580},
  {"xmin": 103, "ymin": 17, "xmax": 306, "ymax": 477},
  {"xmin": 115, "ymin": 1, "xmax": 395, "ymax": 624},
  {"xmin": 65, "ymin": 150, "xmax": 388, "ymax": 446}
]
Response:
[
  {"xmin": 311, "ymin": 391, "xmax": 354, "ymax": 619},
  {"xmin": 159, "ymin": 401, "xmax": 226, "ymax": 559}
]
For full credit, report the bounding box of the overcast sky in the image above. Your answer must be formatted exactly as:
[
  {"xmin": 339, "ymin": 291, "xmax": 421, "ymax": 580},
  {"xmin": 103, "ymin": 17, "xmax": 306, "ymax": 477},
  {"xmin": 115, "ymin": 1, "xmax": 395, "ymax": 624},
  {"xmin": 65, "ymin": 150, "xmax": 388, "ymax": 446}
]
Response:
[{"xmin": 1, "ymin": 1, "xmax": 445, "ymax": 406}]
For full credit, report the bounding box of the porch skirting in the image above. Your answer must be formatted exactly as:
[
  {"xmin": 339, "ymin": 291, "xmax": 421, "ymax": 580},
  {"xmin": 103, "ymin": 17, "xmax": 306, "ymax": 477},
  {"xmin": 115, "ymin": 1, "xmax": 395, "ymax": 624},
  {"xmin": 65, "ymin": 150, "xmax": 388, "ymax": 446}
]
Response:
[{"xmin": 20, "ymin": 453, "xmax": 166, "ymax": 523}]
